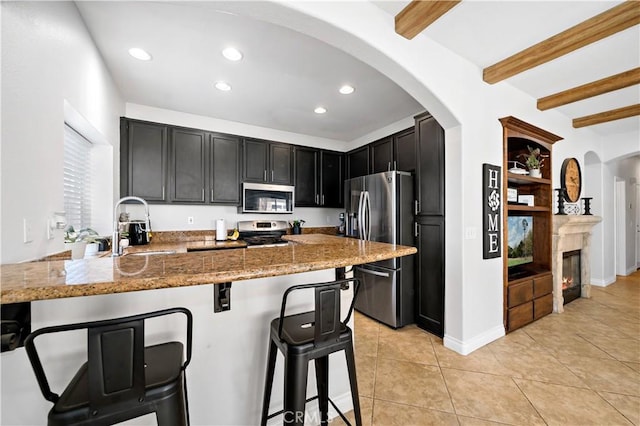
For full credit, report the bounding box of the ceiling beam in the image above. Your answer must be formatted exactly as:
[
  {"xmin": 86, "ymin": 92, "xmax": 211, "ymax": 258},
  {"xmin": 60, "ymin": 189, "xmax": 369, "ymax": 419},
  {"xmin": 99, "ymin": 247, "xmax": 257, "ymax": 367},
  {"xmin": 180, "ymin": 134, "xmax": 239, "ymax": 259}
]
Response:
[
  {"xmin": 484, "ymin": 1, "xmax": 640, "ymax": 84},
  {"xmin": 538, "ymin": 68, "xmax": 640, "ymax": 110},
  {"xmin": 395, "ymin": 1, "xmax": 461, "ymax": 40},
  {"xmin": 572, "ymin": 104, "xmax": 640, "ymax": 128}
]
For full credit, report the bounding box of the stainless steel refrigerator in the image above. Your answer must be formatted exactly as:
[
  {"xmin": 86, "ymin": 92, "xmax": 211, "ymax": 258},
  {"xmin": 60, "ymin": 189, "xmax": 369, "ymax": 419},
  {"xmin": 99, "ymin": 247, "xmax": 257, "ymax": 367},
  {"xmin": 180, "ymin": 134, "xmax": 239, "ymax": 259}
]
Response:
[{"xmin": 345, "ymin": 171, "xmax": 415, "ymax": 328}]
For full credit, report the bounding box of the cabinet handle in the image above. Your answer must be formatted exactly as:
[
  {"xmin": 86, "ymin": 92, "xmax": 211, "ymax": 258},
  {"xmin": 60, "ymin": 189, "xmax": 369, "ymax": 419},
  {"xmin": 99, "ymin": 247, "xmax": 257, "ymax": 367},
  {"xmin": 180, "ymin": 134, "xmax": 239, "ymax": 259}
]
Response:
[
  {"xmin": 202, "ymin": 188, "xmax": 205, "ymax": 202},
  {"xmin": 414, "ymin": 200, "xmax": 419, "ymax": 215},
  {"xmin": 264, "ymin": 170, "xmax": 267, "ymax": 181},
  {"xmin": 316, "ymin": 194, "xmax": 319, "ymax": 205},
  {"xmin": 388, "ymin": 162, "xmax": 391, "ymax": 172},
  {"xmin": 162, "ymin": 186, "xmax": 165, "ymax": 200},
  {"xmin": 211, "ymin": 189, "xmax": 214, "ymax": 201},
  {"xmin": 414, "ymin": 222, "xmax": 419, "ymax": 237},
  {"xmin": 271, "ymin": 170, "xmax": 274, "ymax": 181},
  {"xmin": 394, "ymin": 161, "xmax": 397, "ymax": 170},
  {"xmin": 322, "ymin": 194, "xmax": 325, "ymax": 205}
]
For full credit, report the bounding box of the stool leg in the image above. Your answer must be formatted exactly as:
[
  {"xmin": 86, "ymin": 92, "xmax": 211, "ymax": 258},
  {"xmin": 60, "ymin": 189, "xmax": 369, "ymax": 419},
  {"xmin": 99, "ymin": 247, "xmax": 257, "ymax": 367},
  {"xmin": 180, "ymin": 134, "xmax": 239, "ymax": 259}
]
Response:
[
  {"xmin": 314, "ymin": 356, "xmax": 329, "ymax": 425},
  {"xmin": 284, "ymin": 354, "xmax": 308, "ymax": 426},
  {"xmin": 345, "ymin": 341, "xmax": 362, "ymax": 426},
  {"xmin": 261, "ymin": 340, "xmax": 278, "ymax": 426}
]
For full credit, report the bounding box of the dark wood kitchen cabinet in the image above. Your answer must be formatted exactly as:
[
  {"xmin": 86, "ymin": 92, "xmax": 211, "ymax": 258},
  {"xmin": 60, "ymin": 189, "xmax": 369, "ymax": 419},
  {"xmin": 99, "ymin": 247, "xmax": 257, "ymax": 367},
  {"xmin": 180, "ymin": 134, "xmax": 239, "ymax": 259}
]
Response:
[
  {"xmin": 170, "ymin": 128, "xmax": 206, "ymax": 203},
  {"xmin": 294, "ymin": 147, "xmax": 343, "ymax": 207},
  {"xmin": 415, "ymin": 216, "xmax": 445, "ymax": 337},
  {"xmin": 415, "ymin": 113, "xmax": 444, "ymax": 216},
  {"xmin": 210, "ymin": 134, "xmax": 241, "ymax": 204},
  {"xmin": 370, "ymin": 128, "xmax": 416, "ymax": 174},
  {"xmin": 120, "ymin": 119, "xmax": 168, "ymax": 202},
  {"xmin": 243, "ymin": 138, "xmax": 292, "ymax": 185},
  {"xmin": 346, "ymin": 145, "xmax": 369, "ymax": 179}
]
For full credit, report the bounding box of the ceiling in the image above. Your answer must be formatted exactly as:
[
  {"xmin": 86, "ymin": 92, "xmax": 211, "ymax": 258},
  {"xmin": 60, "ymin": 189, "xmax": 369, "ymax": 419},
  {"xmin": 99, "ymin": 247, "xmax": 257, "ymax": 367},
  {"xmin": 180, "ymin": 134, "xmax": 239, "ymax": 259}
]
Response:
[
  {"xmin": 76, "ymin": 1, "xmax": 639, "ymax": 143},
  {"xmin": 74, "ymin": 1, "xmax": 423, "ymax": 142}
]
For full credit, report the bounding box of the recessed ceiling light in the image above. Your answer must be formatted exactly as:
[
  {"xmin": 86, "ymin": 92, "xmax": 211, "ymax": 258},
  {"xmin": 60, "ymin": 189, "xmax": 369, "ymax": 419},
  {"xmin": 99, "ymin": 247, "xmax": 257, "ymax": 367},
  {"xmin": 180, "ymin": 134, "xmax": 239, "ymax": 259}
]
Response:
[
  {"xmin": 128, "ymin": 47, "xmax": 152, "ymax": 61},
  {"xmin": 222, "ymin": 47, "xmax": 243, "ymax": 61},
  {"xmin": 314, "ymin": 107, "xmax": 327, "ymax": 114},
  {"xmin": 339, "ymin": 85, "xmax": 355, "ymax": 95},
  {"xmin": 215, "ymin": 81, "xmax": 232, "ymax": 91}
]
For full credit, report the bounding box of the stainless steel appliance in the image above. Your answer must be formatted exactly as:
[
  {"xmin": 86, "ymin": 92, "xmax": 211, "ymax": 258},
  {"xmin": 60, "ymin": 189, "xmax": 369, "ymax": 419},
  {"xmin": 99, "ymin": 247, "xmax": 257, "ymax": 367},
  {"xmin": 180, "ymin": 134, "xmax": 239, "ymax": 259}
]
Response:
[
  {"xmin": 237, "ymin": 220, "xmax": 290, "ymax": 248},
  {"xmin": 128, "ymin": 221, "xmax": 150, "ymax": 245},
  {"xmin": 241, "ymin": 183, "xmax": 294, "ymax": 214},
  {"xmin": 345, "ymin": 171, "xmax": 415, "ymax": 328}
]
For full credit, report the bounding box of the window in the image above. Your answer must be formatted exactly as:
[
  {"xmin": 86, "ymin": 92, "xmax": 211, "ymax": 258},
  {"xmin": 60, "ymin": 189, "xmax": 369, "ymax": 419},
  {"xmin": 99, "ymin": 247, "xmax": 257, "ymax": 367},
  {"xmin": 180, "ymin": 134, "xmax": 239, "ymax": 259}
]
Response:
[{"xmin": 64, "ymin": 124, "xmax": 93, "ymax": 230}]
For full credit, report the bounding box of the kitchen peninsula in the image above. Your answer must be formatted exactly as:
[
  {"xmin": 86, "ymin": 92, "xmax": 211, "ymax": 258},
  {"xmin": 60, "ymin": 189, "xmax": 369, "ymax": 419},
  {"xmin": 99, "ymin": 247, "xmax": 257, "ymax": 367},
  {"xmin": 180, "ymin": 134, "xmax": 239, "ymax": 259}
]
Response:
[{"xmin": 0, "ymin": 235, "xmax": 415, "ymax": 425}]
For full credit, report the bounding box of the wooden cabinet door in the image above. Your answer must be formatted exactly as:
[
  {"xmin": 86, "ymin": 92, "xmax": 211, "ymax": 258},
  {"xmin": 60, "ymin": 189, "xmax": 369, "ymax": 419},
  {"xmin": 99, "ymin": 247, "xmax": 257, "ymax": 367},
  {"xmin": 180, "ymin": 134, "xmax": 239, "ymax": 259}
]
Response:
[
  {"xmin": 170, "ymin": 128, "xmax": 206, "ymax": 203},
  {"xmin": 394, "ymin": 128, "xmax": 416, "ymax": 174},
  {"xmin": 211, "ymin": 135, "xmax": 241, "ymax": 204},
  {"xmin": 370, "ymin": 137, "xmax": 393, "ymax": 173},
  {"xmin": 294, "ymin": 147, "xmax": 319, "ymax": 206},
  {"xmin": 347, "ymin": 145, "xmax": 370, "ymax": 179},
  {"xmin": 416, "ymin": 113, "xmax": 445, "ymax": 215},
  {"xmin": 416, "ymin": 216, "xmax": 445, "ymax": 337},
  {"xmin": 270, "ymin": 143, "xmax": 293, "ymax": 185},
  {"xmin": 320, "ymin": 151, "xmax": 344, "ymax": 207},
  {"xmin": 243, "ymin": 138, "xmax": 268, "ymax": 182},
  {"xmin": 124, "ymin": 120, "xmax": 168, "ymax": 202}
]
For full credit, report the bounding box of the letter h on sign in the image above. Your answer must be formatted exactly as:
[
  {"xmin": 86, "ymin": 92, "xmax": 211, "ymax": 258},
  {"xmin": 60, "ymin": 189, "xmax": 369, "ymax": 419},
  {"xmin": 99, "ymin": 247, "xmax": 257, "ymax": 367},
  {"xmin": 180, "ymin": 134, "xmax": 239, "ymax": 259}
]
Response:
[{"xmin": 483, "ymin": 164, "xmax": 501, "ymax": 259}]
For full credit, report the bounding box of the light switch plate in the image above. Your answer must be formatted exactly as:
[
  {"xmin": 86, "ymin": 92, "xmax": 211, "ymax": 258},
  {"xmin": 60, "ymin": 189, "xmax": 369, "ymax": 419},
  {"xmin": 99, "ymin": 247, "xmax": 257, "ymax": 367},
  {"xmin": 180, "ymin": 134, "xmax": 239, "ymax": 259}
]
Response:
[{"xmin": 23, "ymin": 218, "xmax": 33, "ymax": 243}]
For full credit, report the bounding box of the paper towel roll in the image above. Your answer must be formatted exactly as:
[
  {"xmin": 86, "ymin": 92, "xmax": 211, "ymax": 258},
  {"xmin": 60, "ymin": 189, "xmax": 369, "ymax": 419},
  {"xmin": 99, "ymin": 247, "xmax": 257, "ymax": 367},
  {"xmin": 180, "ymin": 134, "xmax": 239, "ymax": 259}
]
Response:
[{"xmin": 216, "ymin": 219, "xmax": 226, "ymax": 241}]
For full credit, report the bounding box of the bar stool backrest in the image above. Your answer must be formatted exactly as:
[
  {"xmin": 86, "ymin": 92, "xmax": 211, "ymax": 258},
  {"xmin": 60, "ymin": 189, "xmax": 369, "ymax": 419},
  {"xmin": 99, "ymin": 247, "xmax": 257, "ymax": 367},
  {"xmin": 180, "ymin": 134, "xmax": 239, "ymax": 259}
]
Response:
[
  {"xmin": 277, "ymin": 278, "xmax": 360, "ymax": 346},
  {"xmin": 24, "ymin": 307, "xmax": 192, "ymax": 409}
]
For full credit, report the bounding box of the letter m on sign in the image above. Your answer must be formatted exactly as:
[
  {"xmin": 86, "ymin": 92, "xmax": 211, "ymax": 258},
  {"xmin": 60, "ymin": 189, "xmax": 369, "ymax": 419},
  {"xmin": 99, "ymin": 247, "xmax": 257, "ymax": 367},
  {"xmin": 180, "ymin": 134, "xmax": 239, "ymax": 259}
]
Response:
[{"xmin": 483, "ymin": 164, "xmax": 501, "ymax": 259}]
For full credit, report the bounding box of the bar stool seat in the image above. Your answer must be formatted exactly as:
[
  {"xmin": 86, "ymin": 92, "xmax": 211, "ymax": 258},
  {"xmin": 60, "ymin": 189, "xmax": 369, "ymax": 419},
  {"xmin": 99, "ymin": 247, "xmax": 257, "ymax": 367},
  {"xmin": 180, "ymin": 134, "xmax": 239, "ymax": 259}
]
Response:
[
  {"xmin": 261, "ymin": 278, "xmax": 362, "ymax": 426},
  {"xmin": 25, "ymin": 307, "xmax": 193, "ymax": 426}
]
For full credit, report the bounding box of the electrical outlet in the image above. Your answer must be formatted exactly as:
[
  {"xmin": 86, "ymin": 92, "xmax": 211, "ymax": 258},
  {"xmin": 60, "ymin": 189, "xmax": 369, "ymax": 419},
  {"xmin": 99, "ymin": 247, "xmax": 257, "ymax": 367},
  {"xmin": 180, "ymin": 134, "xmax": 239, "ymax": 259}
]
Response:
[
  {"xmin": 23, "ymin": 218, "xmax": 33, "ymax": 243},
  {"xmin": 464, "ymin": 227, "xmax": 477, "ymax": 240},
  {"xmin": 187, "ymin": 216, "xmax": 194, "ymax": 225}
]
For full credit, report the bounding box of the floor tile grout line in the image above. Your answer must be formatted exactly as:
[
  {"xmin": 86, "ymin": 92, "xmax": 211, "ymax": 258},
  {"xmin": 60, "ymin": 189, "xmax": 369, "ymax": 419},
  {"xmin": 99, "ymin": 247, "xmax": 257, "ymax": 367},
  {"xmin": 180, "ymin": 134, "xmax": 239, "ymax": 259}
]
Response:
[{"xmin": 511, "ymin": 376, "xmax": 550, "ymax": 425}]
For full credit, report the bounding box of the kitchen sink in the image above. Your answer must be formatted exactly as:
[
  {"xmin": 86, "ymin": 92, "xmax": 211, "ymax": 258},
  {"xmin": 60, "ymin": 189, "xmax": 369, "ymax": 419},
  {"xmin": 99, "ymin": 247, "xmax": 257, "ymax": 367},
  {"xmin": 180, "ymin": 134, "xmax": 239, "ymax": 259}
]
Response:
[{"xmin": 129, "ymin": 250, "xmax": 176, "ymax": 256}]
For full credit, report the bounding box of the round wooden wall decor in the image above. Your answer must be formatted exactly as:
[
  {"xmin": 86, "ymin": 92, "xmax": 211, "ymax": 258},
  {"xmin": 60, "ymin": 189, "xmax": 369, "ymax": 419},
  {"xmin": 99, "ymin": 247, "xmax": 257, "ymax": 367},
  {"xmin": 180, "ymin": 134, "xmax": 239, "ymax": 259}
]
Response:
[{"xmin": 560, "ymin": 158, "xmax": 582, "ymax": 203}]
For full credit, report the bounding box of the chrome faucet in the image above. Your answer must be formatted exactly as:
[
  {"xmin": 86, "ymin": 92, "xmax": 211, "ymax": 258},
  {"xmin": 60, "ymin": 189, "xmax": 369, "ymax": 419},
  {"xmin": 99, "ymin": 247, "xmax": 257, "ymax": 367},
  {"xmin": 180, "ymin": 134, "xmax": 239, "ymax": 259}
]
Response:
[{"xmin": 112, "ymin": 196, "xmax": 150, "ymax": 256}]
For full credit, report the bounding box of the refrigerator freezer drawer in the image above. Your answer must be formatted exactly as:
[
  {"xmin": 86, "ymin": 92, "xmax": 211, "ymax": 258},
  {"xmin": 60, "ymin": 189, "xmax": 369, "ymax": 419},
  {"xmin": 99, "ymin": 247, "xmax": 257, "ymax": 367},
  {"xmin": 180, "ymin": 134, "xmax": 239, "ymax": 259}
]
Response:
[{"xmin": 354, "ymin": 265, "xmax": 411, "ymax": 328}]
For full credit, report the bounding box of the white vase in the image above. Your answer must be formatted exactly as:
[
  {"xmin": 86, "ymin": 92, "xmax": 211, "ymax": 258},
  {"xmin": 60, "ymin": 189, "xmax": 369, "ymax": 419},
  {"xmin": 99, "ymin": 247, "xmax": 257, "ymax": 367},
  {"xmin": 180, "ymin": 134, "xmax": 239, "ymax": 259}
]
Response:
[
  {"xmin": 529, "ymin": 169, "xmax": 542, "ymax": 178},
  {"xmin": 65, "ymin": 241, "xmax": 87, "ymax": 260}
]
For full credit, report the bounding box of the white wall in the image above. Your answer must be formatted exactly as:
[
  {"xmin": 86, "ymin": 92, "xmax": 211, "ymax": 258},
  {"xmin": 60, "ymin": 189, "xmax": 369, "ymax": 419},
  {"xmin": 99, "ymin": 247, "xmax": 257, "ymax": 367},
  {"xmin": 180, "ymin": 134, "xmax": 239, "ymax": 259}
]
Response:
[{"xmin": 0, "ymin": 1, "xmax": 124, "ymax": 263}]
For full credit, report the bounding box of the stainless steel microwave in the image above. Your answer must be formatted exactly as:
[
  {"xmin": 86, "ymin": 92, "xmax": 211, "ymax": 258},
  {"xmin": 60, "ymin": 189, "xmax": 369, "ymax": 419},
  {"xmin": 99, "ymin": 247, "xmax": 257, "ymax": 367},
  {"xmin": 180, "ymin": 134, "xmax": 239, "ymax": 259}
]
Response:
[{"xmin": 241, "ymin": 182, "xmax": 295, "ymax": 214}]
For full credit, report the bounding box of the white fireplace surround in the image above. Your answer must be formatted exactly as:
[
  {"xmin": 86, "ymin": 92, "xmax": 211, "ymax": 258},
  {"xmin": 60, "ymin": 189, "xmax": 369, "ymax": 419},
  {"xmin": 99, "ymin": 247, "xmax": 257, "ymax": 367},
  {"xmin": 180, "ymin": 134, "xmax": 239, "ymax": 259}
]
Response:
[{"xmin": 552, "ymin": 215, "xmax": 602, "ymax": 313}]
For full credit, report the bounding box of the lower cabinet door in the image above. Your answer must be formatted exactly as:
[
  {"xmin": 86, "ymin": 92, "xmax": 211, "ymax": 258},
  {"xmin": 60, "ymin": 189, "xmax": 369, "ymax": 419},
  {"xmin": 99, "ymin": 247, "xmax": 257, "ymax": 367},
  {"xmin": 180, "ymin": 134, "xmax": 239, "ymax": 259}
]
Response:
[
  {"xmin": 508, "ymin": 302, "xmax": 533, "ymax": 331},
  {"xmin": 534, "ymin": 294, "xmax": 553, "ymax": 320}
]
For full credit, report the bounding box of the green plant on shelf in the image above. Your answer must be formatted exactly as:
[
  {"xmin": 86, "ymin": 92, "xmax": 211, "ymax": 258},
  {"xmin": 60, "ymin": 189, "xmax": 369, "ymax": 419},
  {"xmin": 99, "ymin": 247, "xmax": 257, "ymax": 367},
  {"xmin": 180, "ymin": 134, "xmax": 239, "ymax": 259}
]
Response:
[
  {"xmin": 64, "ymin": 226, "xmax": 100, "ymax": 243},
  {"xmin": 518, "ymin": 146, "xmax": 547, "ymax": 171}
]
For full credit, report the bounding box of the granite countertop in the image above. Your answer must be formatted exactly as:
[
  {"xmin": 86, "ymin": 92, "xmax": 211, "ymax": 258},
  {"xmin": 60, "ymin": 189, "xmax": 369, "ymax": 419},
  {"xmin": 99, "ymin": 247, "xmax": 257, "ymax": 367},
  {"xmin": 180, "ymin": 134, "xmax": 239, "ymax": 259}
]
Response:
[{"xmin": 0, "ymin": 235, "xmax": 416, "ymax": 304}]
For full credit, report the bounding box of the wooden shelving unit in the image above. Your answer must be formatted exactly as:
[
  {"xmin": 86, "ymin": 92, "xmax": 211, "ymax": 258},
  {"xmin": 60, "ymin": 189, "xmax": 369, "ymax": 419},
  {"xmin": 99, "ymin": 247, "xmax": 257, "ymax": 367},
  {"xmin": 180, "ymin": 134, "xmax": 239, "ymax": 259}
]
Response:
[{"xmin": 500, "ymin": 117, "xmax": 562, "ymax": 333}]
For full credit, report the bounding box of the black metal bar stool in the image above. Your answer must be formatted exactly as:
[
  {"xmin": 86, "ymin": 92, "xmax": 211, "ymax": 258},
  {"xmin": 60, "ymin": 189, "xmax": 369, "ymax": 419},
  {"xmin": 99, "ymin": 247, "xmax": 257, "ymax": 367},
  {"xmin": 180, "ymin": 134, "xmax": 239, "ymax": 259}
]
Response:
[
  {"xmin": 261, "ymin": 278, "xmax": 362, "ymax": 426},
  {"xmin": 24, "ymin": 307, "xmax": 193, "ymax": 426}
]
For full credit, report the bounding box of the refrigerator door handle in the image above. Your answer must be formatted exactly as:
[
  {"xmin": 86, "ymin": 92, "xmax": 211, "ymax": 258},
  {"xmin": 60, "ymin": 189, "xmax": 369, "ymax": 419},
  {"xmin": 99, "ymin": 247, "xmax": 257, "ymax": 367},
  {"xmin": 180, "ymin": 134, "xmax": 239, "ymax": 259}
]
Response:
[
  {"xmin": 357, "ymin": 191, "xmax": 365, "ymax": 240},
  {"xmin": 364, "ymin": 191, "xmax": 372, "ymax": 240},
  {"xmin": 354, "ymin": 266, "xmax": 390, "ymax": 278}
]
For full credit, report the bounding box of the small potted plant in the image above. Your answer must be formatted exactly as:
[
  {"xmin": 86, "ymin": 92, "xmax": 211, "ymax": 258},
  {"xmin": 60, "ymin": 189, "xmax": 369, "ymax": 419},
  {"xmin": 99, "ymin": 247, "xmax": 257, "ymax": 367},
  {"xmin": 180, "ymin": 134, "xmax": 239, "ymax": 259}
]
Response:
[
  {"xmin": 519, "ymin": 145, "xmax": 546, "ymax": 178},
  {"xmin": 290, "ymin": 219, "xmax": 305, "ymax": 235}
]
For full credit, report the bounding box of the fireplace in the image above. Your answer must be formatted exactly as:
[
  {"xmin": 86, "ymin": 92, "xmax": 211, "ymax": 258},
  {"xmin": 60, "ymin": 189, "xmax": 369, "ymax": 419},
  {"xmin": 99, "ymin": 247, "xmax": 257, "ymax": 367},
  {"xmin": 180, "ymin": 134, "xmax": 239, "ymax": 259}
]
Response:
[{"xmin": 562, "ymin": 250, "xmax": 581, "ymax": 304}]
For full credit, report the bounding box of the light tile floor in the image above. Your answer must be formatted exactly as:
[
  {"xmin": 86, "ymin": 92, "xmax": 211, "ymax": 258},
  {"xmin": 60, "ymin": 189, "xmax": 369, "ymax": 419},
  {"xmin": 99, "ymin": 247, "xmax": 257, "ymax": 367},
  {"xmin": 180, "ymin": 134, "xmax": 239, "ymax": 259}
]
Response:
[{"xmin": 339, "ymin": 271, "xmax": 639, "ymax": 425}]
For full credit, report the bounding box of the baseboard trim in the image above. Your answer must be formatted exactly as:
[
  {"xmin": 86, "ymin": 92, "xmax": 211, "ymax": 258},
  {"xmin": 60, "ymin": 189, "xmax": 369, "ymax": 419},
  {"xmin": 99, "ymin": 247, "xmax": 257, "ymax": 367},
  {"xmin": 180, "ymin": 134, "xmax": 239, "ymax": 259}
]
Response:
[
  {"xmin": 443, "ymin": 325, "xmax": 505, "ymax": 355},
  {"xmin": 591, "ymin": 276, "xmax": 617, "ymax": 287}
]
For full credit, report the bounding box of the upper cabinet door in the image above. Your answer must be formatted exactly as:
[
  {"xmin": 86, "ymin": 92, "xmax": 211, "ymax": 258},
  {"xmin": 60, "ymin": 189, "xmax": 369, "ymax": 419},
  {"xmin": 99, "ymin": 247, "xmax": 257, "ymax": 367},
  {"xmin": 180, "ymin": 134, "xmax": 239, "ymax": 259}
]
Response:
[
  {"xmin": 370, "ymin": 137, "xmax": 394, "ymax": 173},
  {"xmin": 123, "ymin": 120, "xmax": 168, "ymax": 202},
  {"xmin": 170, "ymin": 128, "xmax": 206, "ymax": 203},
  {"xmin": 243, "ymin": 138, "xmax": 269, "ymax": 182},
  {"xmin": 320, "ymin": 151, "xmax": 344, "ymax": 208},
  {"xmin": 394, "ymin": 128, "xmax": 416, "ymax": 174},
  {"xmin": 416, "ymin": 113, "xmax": 445, "ymax": 216},
  {"xmin": 211, "ymin": 135, "xmax": 241, "ymax": 204},
  {"xmin": 294, "ymin": 147, "xmax": 319, "ymax": 206},
  {"xmin": 270, "ymin": 143, "xmax": 293, "ymax": 185},
  {"xmin": 347, "ymin": 145, "xmax": 370, "ymax": 179}
]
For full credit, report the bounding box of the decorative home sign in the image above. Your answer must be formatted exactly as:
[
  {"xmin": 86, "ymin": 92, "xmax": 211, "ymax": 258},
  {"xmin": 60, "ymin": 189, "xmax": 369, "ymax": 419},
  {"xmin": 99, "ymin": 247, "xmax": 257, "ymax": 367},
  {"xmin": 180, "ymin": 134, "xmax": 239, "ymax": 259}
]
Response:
[{"xmin": 483, "ymin": 163, "xmax": 502, "ymax": 259}]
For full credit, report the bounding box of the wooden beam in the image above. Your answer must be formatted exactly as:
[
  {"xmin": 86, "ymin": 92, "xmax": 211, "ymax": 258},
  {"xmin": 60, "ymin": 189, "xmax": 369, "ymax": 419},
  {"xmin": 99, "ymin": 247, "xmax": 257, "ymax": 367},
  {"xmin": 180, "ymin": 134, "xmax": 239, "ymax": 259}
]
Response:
[
  {"xmin": 538, "ymin": 68, "xmax": 640, "ymax": 110},
  {"xmin": 572, "ymin": 104, "xmax": 640, "ymax": 128},
  {"xmin": 484, "ymin": 2, "xmax": 640, "ymax": 84},
  {"xmin": 395, "ymin": 0, "xmax": 461, "ymax": 40}
]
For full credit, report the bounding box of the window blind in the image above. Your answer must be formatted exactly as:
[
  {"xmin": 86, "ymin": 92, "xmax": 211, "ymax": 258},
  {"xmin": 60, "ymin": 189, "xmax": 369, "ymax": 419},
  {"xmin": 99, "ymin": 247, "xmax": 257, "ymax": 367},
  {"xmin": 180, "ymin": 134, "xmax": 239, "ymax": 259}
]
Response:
[{"xmin": 64, "ymin": 124, "xmax": 92, "ymax": 230}]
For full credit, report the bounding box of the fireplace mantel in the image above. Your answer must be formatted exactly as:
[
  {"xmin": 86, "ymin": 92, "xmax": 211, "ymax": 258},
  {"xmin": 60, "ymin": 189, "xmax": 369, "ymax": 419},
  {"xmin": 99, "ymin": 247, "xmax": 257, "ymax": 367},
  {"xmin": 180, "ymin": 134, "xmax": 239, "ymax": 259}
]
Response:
[{"xmin": 552, "ymin": 215, "xmax": 602, "ymax": 313}]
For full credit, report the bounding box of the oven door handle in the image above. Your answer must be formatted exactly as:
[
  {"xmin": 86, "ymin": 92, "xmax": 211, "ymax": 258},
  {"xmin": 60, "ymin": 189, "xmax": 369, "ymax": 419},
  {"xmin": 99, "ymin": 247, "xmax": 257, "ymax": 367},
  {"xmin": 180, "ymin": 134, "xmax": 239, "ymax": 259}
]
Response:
[{"xmin": 354, "ymin": 266, "xmax": 390, "ymax": 278}]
